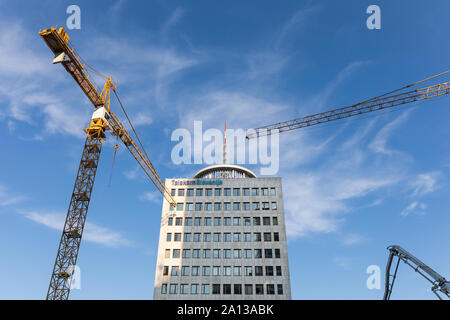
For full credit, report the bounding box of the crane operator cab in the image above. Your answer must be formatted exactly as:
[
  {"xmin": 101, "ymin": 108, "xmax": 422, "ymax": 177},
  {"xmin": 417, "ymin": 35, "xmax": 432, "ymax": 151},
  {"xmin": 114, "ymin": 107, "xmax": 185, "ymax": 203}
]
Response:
[{"xmin": 85, "ymin": 107, "xmax": 111, "ymax": 138}]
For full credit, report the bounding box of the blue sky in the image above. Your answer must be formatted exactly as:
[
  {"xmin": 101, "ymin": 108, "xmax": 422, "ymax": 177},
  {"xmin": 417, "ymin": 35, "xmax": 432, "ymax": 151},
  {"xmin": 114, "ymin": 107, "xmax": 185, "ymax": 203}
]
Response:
[{"xmin": 1, "ymin": 0, "xmax": 450, "ymax": 299}]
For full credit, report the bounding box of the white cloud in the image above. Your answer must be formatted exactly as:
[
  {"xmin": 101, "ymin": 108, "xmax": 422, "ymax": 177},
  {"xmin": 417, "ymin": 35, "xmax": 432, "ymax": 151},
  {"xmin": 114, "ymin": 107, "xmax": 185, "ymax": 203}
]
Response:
[
  {"xmin": 341, "ymin": 233, "xmax": 365, "ymax": 246},
  {"xmin": 401, "ymin": 201, "xmax": 427, "ymax": 216},
  {"xmin": 0, "ymin": 185, "xmax": 26, "ymax": 206},
  {"xmin": 139, "ymin": 191, "xmax": 161, "ymax": 203},
  {"xmin": 409, "ymin": 171, "xmax": 441, "ymax": 197},
  {"xmin": 18, "ymin": 210, "xmax": 132, "ymax": 247}
]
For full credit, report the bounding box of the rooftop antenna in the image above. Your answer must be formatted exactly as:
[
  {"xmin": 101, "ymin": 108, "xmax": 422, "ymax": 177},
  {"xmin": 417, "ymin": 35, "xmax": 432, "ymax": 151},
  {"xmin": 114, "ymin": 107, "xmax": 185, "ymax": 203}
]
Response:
[{"xmin": 223, "ymin": 120, "xmax": 227, "ymax": 164}]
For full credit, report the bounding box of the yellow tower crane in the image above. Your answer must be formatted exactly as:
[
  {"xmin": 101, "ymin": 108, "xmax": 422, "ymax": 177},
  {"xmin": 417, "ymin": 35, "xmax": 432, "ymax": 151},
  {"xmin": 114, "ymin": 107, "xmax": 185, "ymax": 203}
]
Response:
[{"xmin": 39, "ymin": 26, "xmax": 176, "ymax": 300}]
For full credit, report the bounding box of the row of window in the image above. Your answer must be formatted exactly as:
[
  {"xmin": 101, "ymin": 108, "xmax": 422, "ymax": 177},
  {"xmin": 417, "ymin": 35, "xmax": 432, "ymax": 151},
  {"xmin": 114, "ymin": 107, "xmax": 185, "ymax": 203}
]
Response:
[
  {"xmin": 171, "ymin": 187, "xmax": 277, "ymax": 197},
  {"xmin": 167, "ymin": 232, "xmax": 280, "ymax": 243},
  {"xmin": 170, "ymin": 201, "xmax": 277, "ymax": 211},
  {"xmin": 163, "ymin": 265, "xmax": 283, "ymax": 277},
  {"xmin": 164, "ymin": 248, "xmax": 282, "ymax": 259},
  {"xmin": 167, "ymin": 216, "xmax": 279, "ymax": 227},
  {"xmin": 161, "ymin": 283, "xmax": 284, "ymax": 295}
]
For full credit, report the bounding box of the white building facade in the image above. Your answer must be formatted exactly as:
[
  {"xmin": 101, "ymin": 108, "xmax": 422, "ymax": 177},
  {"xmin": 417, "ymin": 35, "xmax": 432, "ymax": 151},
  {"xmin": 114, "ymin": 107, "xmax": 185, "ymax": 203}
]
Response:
[{"xmin": 153, "ymin": 165, "xmax": 291, "ymax": 299}]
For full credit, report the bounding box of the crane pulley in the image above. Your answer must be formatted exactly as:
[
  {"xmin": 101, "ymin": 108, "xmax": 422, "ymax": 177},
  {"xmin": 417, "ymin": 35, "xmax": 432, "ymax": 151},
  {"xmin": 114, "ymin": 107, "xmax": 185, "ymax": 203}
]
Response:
[{"xmin": 39, "ymin": 26, "xmax": 176, "ymax": 300}]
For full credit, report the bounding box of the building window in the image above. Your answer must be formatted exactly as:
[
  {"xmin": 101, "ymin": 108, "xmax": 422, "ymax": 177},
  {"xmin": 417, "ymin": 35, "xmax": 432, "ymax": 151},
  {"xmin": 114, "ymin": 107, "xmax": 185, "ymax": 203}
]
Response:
[
  {"xmin": 214, "ymin": 202, "xmax": 221, "ymax": 211},
  {"xmin": 174, "ymin": 233, "xmax": 181, "ymax": 241},
  {"xmin": 224, "ymin": 266, "xmax": 232, "ymax": 276},
  {"xmin": 244, "ymin": 249, "xmax": 252, "ymax": 258},
  {"xmin": 204, "ymin": 233, "xmax": 211, "ymax": 242},
  {"xmin": 274, "ymin": 232, "xmax": 280, "ymax": 241},
  {"xmin": 184, "ymin": 233, "xmax": 191, "ymax": 242},
  {"xmin": 244, "ymin": 233, "xmax": 251, "ymax": 242},
  {"xmin": 180, "ymin": 284, "xmax": 189, "ymax": 294},
  {"xmin": 270, "ymin": 187, "xmax": 276, "ymax": 196},
  {"xmin": 224, "ymin": 233, "xmax": 231, "ymax": 242},
  {"xmin": 193, "ymin": 249, "xmax": 200, "ymax": 258},
  {"xmin": 244, "ymin": 217, "xmax": 251, "ymax": 226},
  {"xmin": 233, "ymin": 233, "xmax": 241, "ymax": 242},
  {"xmin": 181, "ymin": 266, "xmax": 190, "ymax": 276},
  {"xmin": 254, "ymin": 232, "xmax": 261, "ymax": 242},
  {"xmin": 178, "ymin": 189, "xmax": 185, "ymax": 197},
  {"xmin": 213, "ymin": 266, "xmax": 220, "ymax": 276},
  {"xmin": 205, "ymin": 188, "xmax": 212, "ymax": 196},
  {"xmin": 191, "ymin": 284, "xmax": 199, "ymax": 295},
  {"xmin": 252, "ymin": 188, "xmax": 259, "ymax": 196},
  {"xmin": 277, "ymin": 284, "xmax": 283, "ymax": 295},
  {"xmin": 224, "ymin": 202, "xmax": 231, "ymax": 211},
  {"xmin": 266, "ymin": 284, "xmax": 275, "ymax": 295},
  {"xmin": 273, "ymin": 217, "xmax": 278, "ymax": 225},
  {"xmin": 171, "ymin": 266, "xmax": 178, "ymax": 276},
  {"xmin": 255, "ymin": 284, "xmax": 264, "ymax": 295},
  {"xmin": 245, "ymin": 284, "xmax": 253, "ymax": 295},
  {"xmin": 168, "ymin": 217, "xmax": 173, "ymax": 226},
  {"xmin": 204, "ymin": 217, "xmax": 212, "ymax": 226},
  {"xmin": 233, "ymin": 266, "xmax": 241, "ymax": 276},
  {"xmin": 233, "ymin": 202, "xmax": 240, "ymax": 211},
  {"xmin": 173, "ymin": 249, "xmax": 180, "ymax": 258},
  {"xmin": 187, "ymin": 189, "xmax": 194, "ymax": 197},
  {"xmin": 202, "ymin": 284, "xmax": 210, "ymax": 294},
  {"xmin": 195, "ymin": 203, "xmax": 202, "ymax": 211},
  {"xmin": 271, "ymin": 202, "xmax": 277, "ymax": 210},
  {"xmin": 192, "ymin": 266, "xmax": 200, "ymax": 276},
  {"xmin": 275, "ymin": 249, "xmax": 281, "ymax": 258},
  {"xmin": 203, "ymin": 249, "xmax": 211, "ymax": 259},
  {"xmin": 214, "ymin": 217, "xmax": 221, "ymax": 226},
  {"xmin": 264, "ymin": 232, "xmax": 272, "ymax": 242},
  {"xmin": 224, "ymin": 249, "xmax": 231, "ymax": 259},
  {"xmin": 223, "ymin": 284, "xmax": 231, "ymax": 295},
  {"xmin": 276, "ymin": 266, "xmax": 282, "ymax": 276},
  {"xmin": 214, "ymin": 188, "xmax": 221, "ymax": 196},
  {"xmin": 203, "ymin": 266, "xmax": 211, "ymax": 276},
  {"xmin": 185, "ymin": 217, "xmax": 192, "ymax": 226},
  {"xmin": 262, "ymin": 188, "xmax": 269, "ymax": 196},
  {"xmin": 263, "ymin": 217, "xmax": 271, "ymax": 226},
  {"xmin": 213, "ymin": 233, "xmax": 221, "ymax": 242},
  {"xmin": 255, "ymin": 266, "xmax": 263, "ymax": 276},
  {"xmin": 233, "ymin": 249, "xmax": 241, "ymax": 259},
  {"xmin": 244, "ymin": 266, "xmax": 252, "ymax": 276},
  {"xmin": 224, "ymin": 188, "xmax": 231, "ymax": 196},
  {"xmin": 166, "ymin": 233, "xmax": 172, "ymax": 241},
  {"xmin": 262, "ymin": 202, "xmax": 270, "ymax": 210},
  {"xmin": 169, "ymin": 284, "xmax": 177, "ymax": 294},
  {"xmin": 165, "ymin": 249, "xmax": 170, "ymax": 258},
  {"xmin": 212, "ymin": 284, "xmax": 221, "ymax": 295},
  {"xmin": 224, "ymin": 217, "xmax": 231, "ymax": 226},
  {"xmin": 182, "ymin": 249, "xmax": 191, "ymax": 258},
  {"xmin": 243, "ymin": 188, "xmax": 250, "ymax": 196},
  {"xmin": 194, "ymin": 217, "xmax": 201, "ymax": 226},
  {"xmin": 205, "ymin": 202, "xmax": 212, "ymax": 211},
  {"xmin": 265, "ymin": 266, "xmax": 274, "ymax": 276},
  {"xmin": 243, "ymin": 202, "xmax": 250, "ymax": 211},
  {"xmin": 252, "ymin": 202, "xmax": 260, "ymax": 211},
  {"xmin": 175, "ymin": 217, "xmax": 182, "ymax": 226},
  {"xmin": 233, "ymin": 217, "xmax": 240, "ymax": 226},
  {"xmin": 163, "ymin": 266, "xmax": 169, "ymax": 276},
  {"xmin": 161, "ymin": 283, "xmax": 167, "ymax": 294},
  {"xmin": 171, "ymin": 189, "xmax": 176, "ymax": 196},
  {"xmin": 176, "ymin": 203, "xmax": 183, "ymax": 211},
  {"xmin": 213, "ymin": 249, "xmax": 220, "ymax": 259},
  {"xmin": 264, "ymin": 249, "xmax": 273, "ymax": 258},
  {"xmin": 254, "ymin": 249, "xmax": 262, "ymax": 258},
  {"xmin": 193, "ymin": 233, "xmax": 201, "ymax": 242},
  {"xmin": 233, "ymin": 188, "xmax": 240, "ymax": 196},
  {"xmin": 234, "ymin": 284, "xmax": 242, "ymax": 295},
  {"xmin": 196, "ymin": 188, "xmax": 203, "ymax": 196}
]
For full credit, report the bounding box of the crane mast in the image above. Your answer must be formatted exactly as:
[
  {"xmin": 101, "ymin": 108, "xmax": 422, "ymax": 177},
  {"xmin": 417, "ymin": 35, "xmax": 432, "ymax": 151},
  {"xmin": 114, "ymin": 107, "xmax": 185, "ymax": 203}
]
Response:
[
  {"xmin": 39, "ymin": 27, "xmax": 176, "ymax": 300},
  {"xmin": 384, "ymin": 245, "xmax": 450, "ymax": 300}
]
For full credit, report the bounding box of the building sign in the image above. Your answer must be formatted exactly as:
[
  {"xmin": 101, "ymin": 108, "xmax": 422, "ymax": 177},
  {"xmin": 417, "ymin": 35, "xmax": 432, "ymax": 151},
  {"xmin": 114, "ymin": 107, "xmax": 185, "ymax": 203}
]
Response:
[{"xmin": 172, "ymin": 179, "xmax": 223, "ymax": 186}]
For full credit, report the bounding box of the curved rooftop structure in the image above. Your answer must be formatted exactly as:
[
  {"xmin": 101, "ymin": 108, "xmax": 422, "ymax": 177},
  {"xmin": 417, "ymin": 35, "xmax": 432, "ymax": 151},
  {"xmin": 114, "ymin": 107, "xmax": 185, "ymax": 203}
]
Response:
[{"xmin": 193, "ymin": 164, "xmax": 257, "ymax": 179}]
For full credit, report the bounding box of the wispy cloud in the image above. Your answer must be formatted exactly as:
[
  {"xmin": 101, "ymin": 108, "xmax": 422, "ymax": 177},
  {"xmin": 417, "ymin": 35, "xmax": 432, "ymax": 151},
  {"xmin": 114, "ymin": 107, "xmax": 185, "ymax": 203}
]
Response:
[
  {"xmin": 18, "ymin": 210, "xmax": 132, "ymax": 247},
  {"xmin": 139, "ymin": 190, "xmax": 161, "ymax": 203},
  {"xmin": 0, "ymin": 185, "xmax": 26, "ymax": 206},
  {"xmin": 401, "ymin": 201, "xmax": 427, "ymax": 216},
  {"xmin": 409, "ymin": 171, "xmax": 442, "ymax": 197}
]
